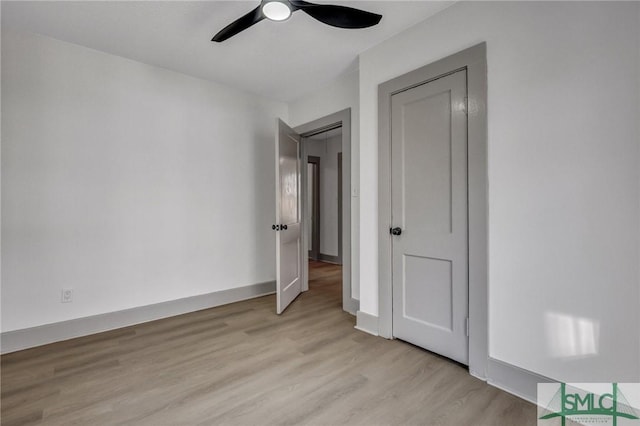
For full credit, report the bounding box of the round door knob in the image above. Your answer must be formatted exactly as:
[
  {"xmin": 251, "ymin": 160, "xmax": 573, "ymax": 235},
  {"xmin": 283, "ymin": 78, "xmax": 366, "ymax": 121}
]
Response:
[
  {"xmin": 272, "ymin": 224, "xmax": 276, "ymax": 230},
  {"xmin": 391, "ymin": 227, "xmax": 402, "ymax": 236},
  {"xmin": 282, "ymin": 224, "xmax": 288, "ymax": 230}
]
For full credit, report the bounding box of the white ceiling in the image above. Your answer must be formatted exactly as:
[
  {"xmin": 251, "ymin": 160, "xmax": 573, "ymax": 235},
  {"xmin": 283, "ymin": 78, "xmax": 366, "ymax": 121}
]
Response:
[{"xmin": 1, "ymin": 1, "xmax": 453, "ymax": 102}]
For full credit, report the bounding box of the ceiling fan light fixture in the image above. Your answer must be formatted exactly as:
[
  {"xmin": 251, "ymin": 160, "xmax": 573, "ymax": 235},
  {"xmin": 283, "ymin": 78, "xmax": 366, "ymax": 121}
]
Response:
[
  {"xmin": 262, "ymin": 0, "xmax": 292, "ymax": 21},
  {"xmin": 212, "ymin": 0, "xmax": 382, "ymax": 43}
]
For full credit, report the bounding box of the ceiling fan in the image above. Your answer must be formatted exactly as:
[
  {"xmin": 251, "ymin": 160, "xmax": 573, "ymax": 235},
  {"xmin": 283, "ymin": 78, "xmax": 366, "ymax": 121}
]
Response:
[{"xmin": 212, "ymin": 0, "xmax": 382, "ymax": 42}]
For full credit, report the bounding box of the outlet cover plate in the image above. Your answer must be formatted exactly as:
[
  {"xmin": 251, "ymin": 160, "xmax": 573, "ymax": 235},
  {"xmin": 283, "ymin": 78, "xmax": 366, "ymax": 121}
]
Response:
[{"xmin": 61, "ymin": 288, "xmax": 73, "ymax": 303}]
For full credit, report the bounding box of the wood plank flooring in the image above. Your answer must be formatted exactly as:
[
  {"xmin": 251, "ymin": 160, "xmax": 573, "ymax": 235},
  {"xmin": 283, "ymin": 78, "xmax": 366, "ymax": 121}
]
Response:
[{"xmin": 1, "ymin": 261, "xmax": 536, "ymax": 425}]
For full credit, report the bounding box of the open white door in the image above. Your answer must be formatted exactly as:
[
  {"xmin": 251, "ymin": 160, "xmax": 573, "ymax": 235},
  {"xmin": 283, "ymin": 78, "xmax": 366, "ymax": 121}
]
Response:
[{"xmin": 275, "ymin": 119, "xmax": 302, "ymax": 314}]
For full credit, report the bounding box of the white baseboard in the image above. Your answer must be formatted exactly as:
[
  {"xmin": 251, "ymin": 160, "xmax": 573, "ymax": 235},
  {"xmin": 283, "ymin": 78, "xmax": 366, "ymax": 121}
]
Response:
[
  {"xmin": 355, "ymin": 310, "xmax": 379, "ymax": 336},
  {"xmin": 343, "ymin": 298, "xmax": 359, "ymax": 316},
  {"xmin": 487, "ymin": 357, "xmax": 554, "ymax": 405},
  {"xmin": 1, "ymin": 280, "xmax": 275, "ymax": 354}
]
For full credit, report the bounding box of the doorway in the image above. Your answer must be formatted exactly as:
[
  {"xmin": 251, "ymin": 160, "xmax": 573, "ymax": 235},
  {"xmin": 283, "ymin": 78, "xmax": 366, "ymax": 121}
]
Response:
[
  {"xmin": 377, "ymin": 43, "xmax": 488, "ymax": 377},
  {"xmin": 305, "ymin": 128, "xmax": 342, "ymax": 265},
  {"xmin": 295, "ymin": 108, "xmax": 358, "ymax": 315}
]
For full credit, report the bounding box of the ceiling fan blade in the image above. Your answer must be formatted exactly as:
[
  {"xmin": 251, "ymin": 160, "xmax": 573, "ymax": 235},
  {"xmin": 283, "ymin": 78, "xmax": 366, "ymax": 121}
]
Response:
[
  {"xmin": 212, "ymin": 6, "xmax": 265, "ymax": 42},
  {"xmin": 290, "ymin": 1, "xmax": 381, "ymax": 29}
]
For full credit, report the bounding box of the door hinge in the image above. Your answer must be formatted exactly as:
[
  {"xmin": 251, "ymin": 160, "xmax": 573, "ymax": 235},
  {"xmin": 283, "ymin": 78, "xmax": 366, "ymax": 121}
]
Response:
[{"xmin": 465, "ymin": 317, "xmax": 470, "ymax": 337}]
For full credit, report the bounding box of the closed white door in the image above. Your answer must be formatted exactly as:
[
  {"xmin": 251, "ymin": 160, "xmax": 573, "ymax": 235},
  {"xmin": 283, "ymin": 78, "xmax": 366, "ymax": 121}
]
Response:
[
  {"xmin": 275, "ymin": 119, "xmax": 302, "ymax": 314},
  {"xmin": 391, "ymin": 70, "xmax": 469, "ymax": 364}
]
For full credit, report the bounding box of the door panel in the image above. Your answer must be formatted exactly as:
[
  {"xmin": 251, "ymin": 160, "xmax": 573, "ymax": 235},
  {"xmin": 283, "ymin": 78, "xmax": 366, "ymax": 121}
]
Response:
[
  {"xmin": 279, "ymin": 137, "xmax": 299, "ymax": 225},
  {"xmin": 276, "ymin": 119, "xmax": 302, "ymax": 314},
  {"xmin": 403, "ymin": 91, "xmax": 453, "ymax": 234},
  {"xmin": 403, "ymin": 255, "xmax": 453, "ymax": 331},
  {"xmin": 391, "ymin": 70, "xmax": 469, "ymax": 364}
]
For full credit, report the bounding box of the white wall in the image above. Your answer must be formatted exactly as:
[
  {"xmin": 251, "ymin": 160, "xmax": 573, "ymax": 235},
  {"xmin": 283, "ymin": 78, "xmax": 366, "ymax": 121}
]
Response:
[
  {"xmin": 1, "ymin": 29, "xmax": 287, "ymax": 332},
  {"xmin": 359, "ymin": 2, "xmax": 640, "ymax": 382},
  {"xmin": 307, "ymin": 133, "xmax": 342, "ymax": 258},
  {"xmin": 288, "ymin": 68, "xmax": 359, "ymax": 131},
  {"xmin": 637, "ymin": 3, "xmax": 640, "ymax": 375},
  {"xmin": 289, "ymin": 69, "xmax": 360, "ymax": 298}
]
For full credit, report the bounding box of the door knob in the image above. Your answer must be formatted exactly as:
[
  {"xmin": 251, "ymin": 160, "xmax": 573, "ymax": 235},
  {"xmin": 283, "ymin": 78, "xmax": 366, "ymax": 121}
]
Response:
[
  {"xmin": 282, "ymin": 224, "xmax": 288, "ymax": 230},
  {"xmin": 272, "ymin": 224, "xmax": 280, "ymax": 231},
  {"xmin": 390, "ymin": 227, "xmax": 402, "ymax": 236}
]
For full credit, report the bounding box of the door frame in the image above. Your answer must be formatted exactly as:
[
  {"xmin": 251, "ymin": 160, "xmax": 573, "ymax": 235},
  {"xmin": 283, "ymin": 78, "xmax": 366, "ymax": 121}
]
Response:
[
  {"xmin": 377, "ymin": 43, "xmax": 488, "ymax": 378},
  {"xmin": 295, "ymin": 108, "xmax": 358, "ymax": 315},
  {"xmin": 307, "ymin": 156, "xmax": 321, "ymax": 261},
  {"xmin": 337, "ymin": 152, "xmax": 343, "ymax": 265}
]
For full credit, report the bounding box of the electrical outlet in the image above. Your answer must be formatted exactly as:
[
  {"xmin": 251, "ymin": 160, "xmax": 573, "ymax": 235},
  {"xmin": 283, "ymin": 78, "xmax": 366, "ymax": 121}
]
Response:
[{"xmin": 61, "ymin": 288, "xmax": 73, "ymax": 303}]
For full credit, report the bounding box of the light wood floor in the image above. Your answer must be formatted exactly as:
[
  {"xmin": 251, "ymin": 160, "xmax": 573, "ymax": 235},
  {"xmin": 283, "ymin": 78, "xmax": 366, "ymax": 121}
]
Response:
[{"xmin": 1, "ymin": 261, "xmax": 535, "ymax": 425}]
